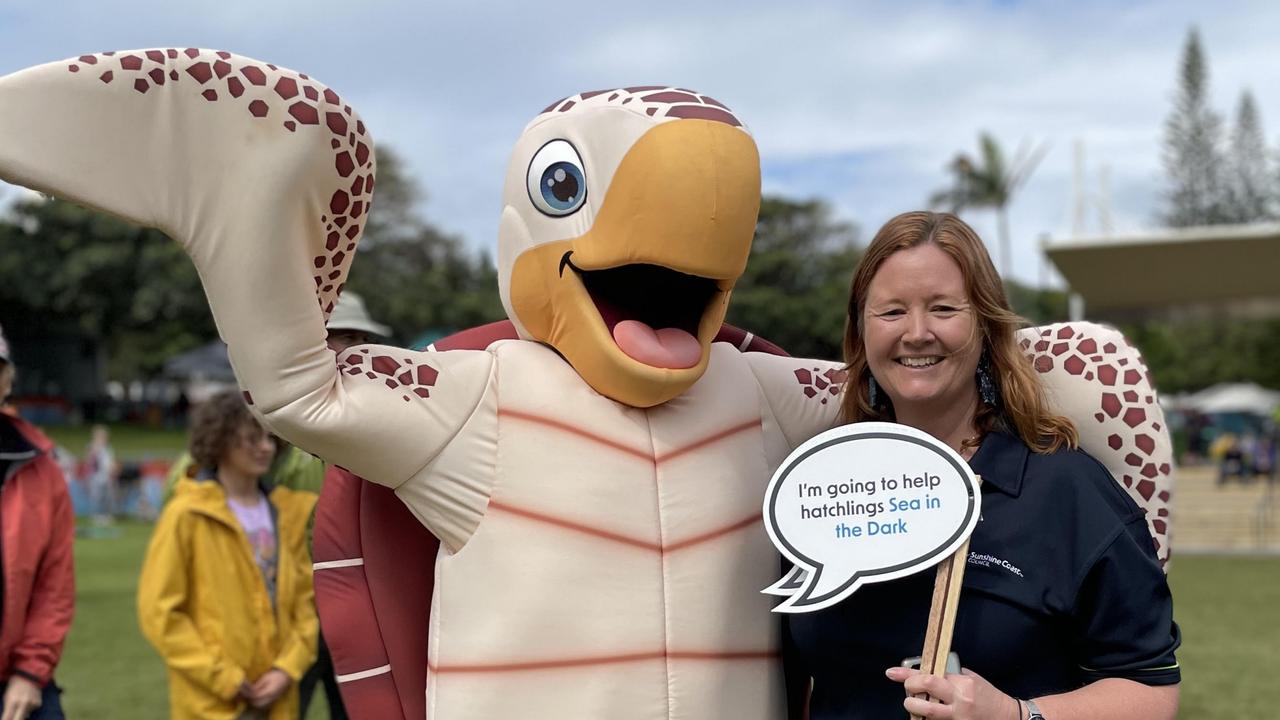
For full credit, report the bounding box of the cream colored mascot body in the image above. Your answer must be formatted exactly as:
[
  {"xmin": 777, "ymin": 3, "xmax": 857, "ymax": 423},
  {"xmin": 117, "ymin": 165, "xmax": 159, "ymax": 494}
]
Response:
[{"xmin": 0, "ymin": 51, "xmax": 1173, "ymax": 720}]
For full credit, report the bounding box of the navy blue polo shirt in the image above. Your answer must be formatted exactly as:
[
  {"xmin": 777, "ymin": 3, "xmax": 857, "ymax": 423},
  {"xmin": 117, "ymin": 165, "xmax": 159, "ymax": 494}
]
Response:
[{"xmin": 785, "ymin": 429, "xmax": 1181, "ymax": 719}]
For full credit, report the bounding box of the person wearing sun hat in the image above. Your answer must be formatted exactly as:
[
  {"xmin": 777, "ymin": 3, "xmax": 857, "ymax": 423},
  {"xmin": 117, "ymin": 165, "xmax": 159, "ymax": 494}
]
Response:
[
  {"xmin": 322, "ymin": 291, "xmax": 391, "ymax": 352},
  {"xmin": 0, "ymin": 323, "xmax": 76, "ymax": 720},
  {"xmin": 297, "ymin": 290, "xmax": 391, "ymax": 720},
  {"xmin": 163, "ymin": 291, "xmax": 392, "ymax": 500}
]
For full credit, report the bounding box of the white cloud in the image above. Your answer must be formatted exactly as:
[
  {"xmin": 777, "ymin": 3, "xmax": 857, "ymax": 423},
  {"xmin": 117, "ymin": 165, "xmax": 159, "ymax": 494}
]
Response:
[{"xmin": 3, "ymin": 0, "xmax": 1277, "ymax": 287}]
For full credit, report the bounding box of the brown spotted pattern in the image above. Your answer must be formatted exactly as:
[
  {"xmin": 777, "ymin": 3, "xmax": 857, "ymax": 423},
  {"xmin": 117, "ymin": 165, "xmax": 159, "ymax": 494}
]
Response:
[
  {"xmin": 1021, "ymin": 323, "xmax": 1173, "ymax": 566},
  {"xmin": 337, "ymin": 347, "xmax": 440, "ymax": 403},
  {"xmin": 538, "ymin": 86, "xmax": 745, "ymax": 129},
  {"xmin": 65, "ymin": 49, "xmax": 374, "ymax": 320},
  {"xmin": 794, "ymin": 367, "xmax": 847, "ymax": 406}
]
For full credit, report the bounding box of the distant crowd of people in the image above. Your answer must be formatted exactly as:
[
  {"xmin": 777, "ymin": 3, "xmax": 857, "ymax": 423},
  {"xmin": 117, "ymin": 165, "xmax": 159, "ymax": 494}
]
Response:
[
  {"xmin": 1181, "ymin": 409, "xmax": 1279, "ymax": 484},
  {"xmin": 1211, "ymin": 430, "xmax": 1278, "ymax": 484}
]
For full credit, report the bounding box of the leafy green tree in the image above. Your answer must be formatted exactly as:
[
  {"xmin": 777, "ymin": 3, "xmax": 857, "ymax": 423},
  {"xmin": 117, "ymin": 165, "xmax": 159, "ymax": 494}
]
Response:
[
  {"xmin": 1161, "ymin": 28, "xmax": 1230, "ymax": 227},
  {"xmin": 930, "ymin": 134, "xmax": 1047, "ymax": 277},
  {"xmin": 344, "ymin": 147, "xmax": 505, "ymax": 343},
  {"xmin": 726, "ymin": 197, "xmax": 861, "ymax": 360},
  {"xmin": 362, "ymin": 146, "xmax": 428, "ymax": 246},
  {"xmin": 0, "ymin": 197, "xmax": 213, "ymax": 379},
  {"xmin": 1005, "ymin": 281, "xmax": 1069, "ymax": 326},
  {"xmin": 1120, "ymin": 318, "xmax": 1280, "ymax": 393}
]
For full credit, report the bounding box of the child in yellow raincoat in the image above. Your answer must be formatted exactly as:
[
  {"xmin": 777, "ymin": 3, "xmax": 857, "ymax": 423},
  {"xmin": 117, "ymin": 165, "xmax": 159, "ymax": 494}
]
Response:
[{"xmin": 138, "ymin": 390, "xmax": 317, "ymax": 719}]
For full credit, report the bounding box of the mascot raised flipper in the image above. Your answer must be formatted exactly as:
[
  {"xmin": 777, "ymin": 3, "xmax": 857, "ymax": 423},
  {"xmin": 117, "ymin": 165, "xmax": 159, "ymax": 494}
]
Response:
[{"xmin": 0, "ymin": 52, "xmax": 1174, "ymax": 720}]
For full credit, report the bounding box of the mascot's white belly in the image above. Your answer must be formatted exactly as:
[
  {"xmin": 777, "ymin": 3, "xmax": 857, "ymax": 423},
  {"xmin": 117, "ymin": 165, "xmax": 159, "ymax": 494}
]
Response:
[{"xmin": 419, "ymin": 341, "xmax": 792, "ymax": 720}]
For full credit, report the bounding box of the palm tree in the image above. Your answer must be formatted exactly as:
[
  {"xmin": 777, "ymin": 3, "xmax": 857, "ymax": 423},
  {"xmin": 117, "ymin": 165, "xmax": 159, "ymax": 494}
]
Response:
[{"xmin": 929, "ymin": 133, "xmax": 1048, "ymax": 277}]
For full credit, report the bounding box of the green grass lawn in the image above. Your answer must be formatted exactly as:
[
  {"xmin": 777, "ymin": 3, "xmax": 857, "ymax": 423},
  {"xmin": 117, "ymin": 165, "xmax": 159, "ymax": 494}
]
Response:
[
  {"xmin": 58, "ymin": 522, "xmax": 167, "ymax": 718},
  {"xmin": 55, "ymin": 522, "xmax": 1277, "ymax": 719},
  {"xmin": 1166, "ymin": 554, "xmax": 1280, "ymax": 716},
  {"xmin": 59, "ymin": 521, "xmax": 330, "ymax": 720}
]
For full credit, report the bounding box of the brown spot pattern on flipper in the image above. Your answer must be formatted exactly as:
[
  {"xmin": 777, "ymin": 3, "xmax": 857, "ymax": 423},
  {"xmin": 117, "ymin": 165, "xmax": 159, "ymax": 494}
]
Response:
[
  {"xmin": 1021, "ymin": 323, "xmax": 1173, "ymax": 568},
  {"xmin": 337, "ymin": 348, "xmax": 441, "ymax": 402},
  {"xmin": 65, "ymin": 48, "xmax": 376, "ymax": 323},
  {"xmin": 793, "ymin": 366, "xmax": 847, "ymax": 406}
]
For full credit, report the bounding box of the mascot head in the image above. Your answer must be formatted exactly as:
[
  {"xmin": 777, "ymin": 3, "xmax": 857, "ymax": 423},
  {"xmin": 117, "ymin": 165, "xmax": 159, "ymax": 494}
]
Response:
[{"xmin": 497, "ymin": 88, "xmax": 761, "ymax": 408}]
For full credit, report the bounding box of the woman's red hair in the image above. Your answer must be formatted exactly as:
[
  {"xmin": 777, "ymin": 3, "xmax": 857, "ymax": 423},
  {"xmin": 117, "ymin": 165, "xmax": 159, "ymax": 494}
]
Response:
[{"xmin": 839, "ymin": 211, "xmax": 1077, "ymax": 453}]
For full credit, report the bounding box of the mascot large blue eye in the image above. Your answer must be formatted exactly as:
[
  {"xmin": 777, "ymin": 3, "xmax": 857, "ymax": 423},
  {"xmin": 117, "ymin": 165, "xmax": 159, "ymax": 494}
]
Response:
[{"xmin": 526, "ymin": 139, "xmax": 587, "ymax": 217}]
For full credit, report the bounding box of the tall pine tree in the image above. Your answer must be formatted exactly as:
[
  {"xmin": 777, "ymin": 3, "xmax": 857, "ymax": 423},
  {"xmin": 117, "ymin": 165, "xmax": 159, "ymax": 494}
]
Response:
[
  {"xmin": 1161, "ymin": 28, "xmax": 1229, "ymax": 227},
  {"xmin": 1225, "ymin": 90, "xmax": 1272, "ymax": 222}
]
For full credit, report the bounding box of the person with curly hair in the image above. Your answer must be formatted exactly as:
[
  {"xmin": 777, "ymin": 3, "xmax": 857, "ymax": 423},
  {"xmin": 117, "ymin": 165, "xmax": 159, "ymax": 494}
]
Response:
[{"xmin": 138, "ymin": 390, "xmax": 317, "ymax": 720}]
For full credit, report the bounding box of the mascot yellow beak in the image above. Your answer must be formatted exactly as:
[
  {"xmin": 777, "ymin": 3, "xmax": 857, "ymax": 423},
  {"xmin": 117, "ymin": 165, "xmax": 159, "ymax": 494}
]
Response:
[{"xmin": 508, "ymin": 117, "xmax": 761, "ymax": 408}]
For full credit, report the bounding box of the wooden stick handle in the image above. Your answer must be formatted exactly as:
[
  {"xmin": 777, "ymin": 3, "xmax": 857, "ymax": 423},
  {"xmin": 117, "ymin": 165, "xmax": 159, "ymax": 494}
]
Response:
[
  {"xmin": 908, "ymin": 538, "xmax": 970, "ymax": 720},
  {"xmin": 909, "ymin": 475, "xmax": 980, "ymax": 720}
]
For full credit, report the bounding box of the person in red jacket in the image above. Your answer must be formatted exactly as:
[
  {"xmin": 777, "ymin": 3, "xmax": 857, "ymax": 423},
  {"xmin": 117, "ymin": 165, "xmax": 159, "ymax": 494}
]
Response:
[{"xmin": 0, "ymin": 324, "xmax": 75, "ymax": 720}]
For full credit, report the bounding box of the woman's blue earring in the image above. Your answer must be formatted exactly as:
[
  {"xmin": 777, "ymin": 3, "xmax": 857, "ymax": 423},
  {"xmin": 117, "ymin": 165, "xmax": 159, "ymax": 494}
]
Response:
[
  {"xmin": 868, "ymin": 375, "xmax": 881, "ymax": 408},
  {"xmin": 976, "ymin": 353, "xmax": 998, "ymax": 406}
]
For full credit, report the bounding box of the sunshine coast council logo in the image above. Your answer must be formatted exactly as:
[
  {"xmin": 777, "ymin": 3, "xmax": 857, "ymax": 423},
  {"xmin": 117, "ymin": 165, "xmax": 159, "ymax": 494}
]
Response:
[{"xmin": 967, "ymin": 551, "xmax": 1024, "ymax": 578}]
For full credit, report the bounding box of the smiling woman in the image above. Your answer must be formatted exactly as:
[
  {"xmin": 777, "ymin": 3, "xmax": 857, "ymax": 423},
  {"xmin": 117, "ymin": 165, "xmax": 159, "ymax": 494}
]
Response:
[
  {"xmin": 839, "ymin": 212, "xmax": 1080, "ymax": 458},
  {"xmin": 784, "ymin": 211, "xmax": 1183, "ymax": 720},
  {"xmin": 861, "ymin": 241, "xmax": 985, "ymax": 440}
]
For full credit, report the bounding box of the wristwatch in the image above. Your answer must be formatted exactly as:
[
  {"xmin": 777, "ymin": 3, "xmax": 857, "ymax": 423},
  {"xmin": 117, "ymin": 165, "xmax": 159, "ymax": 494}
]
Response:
[{"xmin": 1024, "ymin": 698, "xmax": 1045, "ymax": 720}]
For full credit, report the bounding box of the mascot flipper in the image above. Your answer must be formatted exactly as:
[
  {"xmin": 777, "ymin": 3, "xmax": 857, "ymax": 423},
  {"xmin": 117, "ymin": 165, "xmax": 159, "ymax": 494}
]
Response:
[
  {"xmin": 0, "ymin": 53, "xmax": 1173, "ymax": 720},
  {"xmin": 0, "ymin": 50, "xmax": 497, "ymax": 544}
]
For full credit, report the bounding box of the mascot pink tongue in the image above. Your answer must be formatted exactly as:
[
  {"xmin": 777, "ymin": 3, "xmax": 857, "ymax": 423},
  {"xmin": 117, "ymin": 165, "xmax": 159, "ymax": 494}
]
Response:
[{"xmin": 612, "ymin": 320, "xmax": 702, "ymax": 369}]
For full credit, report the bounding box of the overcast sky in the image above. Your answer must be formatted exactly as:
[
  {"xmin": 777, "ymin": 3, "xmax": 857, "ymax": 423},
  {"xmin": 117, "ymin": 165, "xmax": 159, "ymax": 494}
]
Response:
[{"xmin": 2, "ymin": 0, "xmax": 1276, "ymax": 286}]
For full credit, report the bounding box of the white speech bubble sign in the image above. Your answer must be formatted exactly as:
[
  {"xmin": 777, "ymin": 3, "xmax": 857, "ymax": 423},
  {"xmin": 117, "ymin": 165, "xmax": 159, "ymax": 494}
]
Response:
[{"xmin": 763, "ymin": 421, "xmax": 981, "ymax": 613}]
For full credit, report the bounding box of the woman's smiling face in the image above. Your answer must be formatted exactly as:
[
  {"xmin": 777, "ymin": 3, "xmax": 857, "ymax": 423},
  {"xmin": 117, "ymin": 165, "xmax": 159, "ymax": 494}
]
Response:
[{"xmin": 862, "ymin": 243, "xmax": 982, "ymax": 418}]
